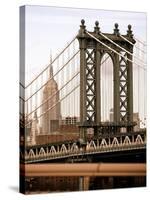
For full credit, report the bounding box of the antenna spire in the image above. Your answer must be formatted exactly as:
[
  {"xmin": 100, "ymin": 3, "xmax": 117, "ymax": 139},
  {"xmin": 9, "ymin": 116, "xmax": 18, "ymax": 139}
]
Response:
[{"xmin": 49, "ymin": 50, "xmax": 53, "ymax": 78}]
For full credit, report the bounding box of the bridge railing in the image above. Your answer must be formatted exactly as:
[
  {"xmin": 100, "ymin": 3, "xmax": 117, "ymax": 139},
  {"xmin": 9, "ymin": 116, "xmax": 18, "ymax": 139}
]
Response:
[
  {"xmin": 21, "ymin": 163, "xmax": 146, "ymax": 177},
  {"xmin": 22, "ymin": 132, "xmax": 146, "ymax": 163}
]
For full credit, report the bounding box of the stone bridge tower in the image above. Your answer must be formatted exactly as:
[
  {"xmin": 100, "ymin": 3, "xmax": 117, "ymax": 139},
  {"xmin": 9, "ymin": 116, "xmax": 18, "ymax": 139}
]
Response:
[{"xmin": 77, "ymin": 20, "xmax": 136, "ymax": 141}]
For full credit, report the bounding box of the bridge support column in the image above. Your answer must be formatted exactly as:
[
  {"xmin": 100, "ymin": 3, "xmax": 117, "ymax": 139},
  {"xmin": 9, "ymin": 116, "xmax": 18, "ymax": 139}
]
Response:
[
  {"xmin": 114, "ymin": 53, "xmax": 120, "ymax": 131},
  {"xmin": 79, "ymin": 176, "xmax": 90, "ymax": 191},
  {"xmin": 78, "ymin": 21, "xmax": 87, "ymax": 142},
  {"xmin": 79, "ymin": 128, "xmax": 86, "ymax": 143},
  {"xmin": 127, "ymin": 53, "xmax": 133, "ymax": 132},
  {"xmin": 79, "ymin": 176, "xmax": 84, "ymax": 191},
  {"xmin": 95, "ymin": 43, "xmax": 101, "ymax": 137},
  {"xmin": 83, "ymin": 176, "xmax": 90, "ymax": 190},
  {"xmin": 108, "ymin": 177, "xmax": 114, "ymax": 188}
]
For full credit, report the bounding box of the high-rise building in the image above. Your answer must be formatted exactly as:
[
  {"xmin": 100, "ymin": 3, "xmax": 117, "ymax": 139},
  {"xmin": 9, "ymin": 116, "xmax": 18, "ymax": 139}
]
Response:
[
  {"xmin": 109, "ymin": 108, "xmax": 114, "ymax": 122},
  {"xmin": 109, "ymin": 108, "xmax": 140, "ymax": 132},
  {"xmin": 42, "ymin": 56, "xmax": 61, "ymax": 134},
  {"xmin": 30, "ymin": 111, "xmax": 39, "ymax": 145},
  {"xmin": 133, "ymin": 113, "xmax": 140, "ymax": 131}
]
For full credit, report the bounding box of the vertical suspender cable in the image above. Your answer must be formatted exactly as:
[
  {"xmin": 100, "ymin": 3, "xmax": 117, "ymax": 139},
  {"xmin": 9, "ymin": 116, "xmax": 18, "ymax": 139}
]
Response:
[
  {"xmin": 105, "ymin": 54, "xmax": 106, "ymax": 121},
  {"xmin": 41, "ymin": 72, "xmax": 43, "ymax": 122},
  {"xmin": 136, "ymin": 41, "xmax": 140, "ymax": 124},
  {"xmin": 106, "ymin": 54, "xmax": 108, "ymax": 121},
  {"xmin": 30, "ymin": 85, "xmax": 32, "ymax": 121},
  {"xmin": 101, "ymin": 59, "xmax": 104, "ymax": 121},
  {"xmin": 62, "ymin": 52, "xmax": 64, "ymax": 122}
]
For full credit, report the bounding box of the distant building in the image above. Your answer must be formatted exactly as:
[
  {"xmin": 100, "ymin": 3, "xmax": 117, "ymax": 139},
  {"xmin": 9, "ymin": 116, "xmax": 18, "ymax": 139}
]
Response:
[
  {"xmin": 133, "ymin": 112, "xmax": 140, "ymax": 131},
  {"xmin": 109, "ymin": 108, "xmax": 114, "ymax": 122},
  {"xmin": 109, "ymin": 108, "xmax": 140, "ymax": 132},
  {"xmin": 30, "ymin": 111, "xmax": 40, "ymax": 145},
  {"xmin": 24, "ymin": 114, "xmax": 32, "ymax": 146},
  {"xmin": 42, "ymin": 56, "xmax": 61, "ymax": 134},
  {"xmin": 61, "ymin": 116, "xmax": 78, "ymax": 125}
]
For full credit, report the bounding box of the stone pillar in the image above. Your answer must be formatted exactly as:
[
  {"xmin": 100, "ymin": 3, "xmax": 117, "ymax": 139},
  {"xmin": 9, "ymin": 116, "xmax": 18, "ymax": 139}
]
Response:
[
  {"xmin": 83, "ymin": 176, "xmax": 90, "ymax": 190},
  {"xmin": 95, "ymin": 22, "xmax": 101, "ymax": 136},
  {"xmin": 78, "ymin": 20, "xmax": 87, "ymax": 141},
  {"xmin": 127, "ymin": 25, "xmax": 134, "ymax": 131},
  {"xmin": 79, "ymin": 176, "xmax": 84, "ymax": 191},
  {"xmin": 79, "ymin": 176, "xmax": 90, "ymax": 191},
  {"xmin": 127, "ymin": 53, "xmax": 133, "ymax": 128}
]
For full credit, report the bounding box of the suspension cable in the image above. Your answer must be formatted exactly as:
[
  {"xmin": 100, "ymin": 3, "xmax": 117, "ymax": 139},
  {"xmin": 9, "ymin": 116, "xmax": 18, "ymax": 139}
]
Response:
[
  {"xmin": 25, "ymin": 35, "xmax": 77, "ymax": 89},
  {"xmin": 120, "ymin": 34, "xmax": 134, "ymax": 46},
  {"xmin": 25, "ymin": 84, "xmax": 80, "ymax": 127},
  {"xmin": 19, "ymin": 96, "xmax": 25, "ymax": 102},
  {"xmin": 20, "ymin": 82, "xmax": 25, "ymax": 89},
  {"xmin": 25, "ymin": 50, "xmax": 80, "ymax": 102},
  {"xmin": 99, "ymin": 32, "xmax": 145, "ymax": 65},
  {"xmin": 86, "ymin": 31, "xmax": 146, "ymax": 71},
  {"xmin": 144, "ymin": 70, "xmax": 146, "ymax": 126},
  {"xmin": 105, "ymin": 55, "xmax": 107, "ymax": 121},
  {"xmin": 26, "ymin": 51, "xmax": 109, "ymax": 116},
  {"xmin": 120, "ymin": 34, "xmax": 146, "ymax": 54},
  {"xmin": 134, "ymin": 36, "xmax": 146, "ymax": 46},
  {"xmin": 26, "ymin": 71, "xmax": 80, "ymax": 118},
  {"xmin": 25, "ymin": 51, "xmax": 110, "ymax": 124}
]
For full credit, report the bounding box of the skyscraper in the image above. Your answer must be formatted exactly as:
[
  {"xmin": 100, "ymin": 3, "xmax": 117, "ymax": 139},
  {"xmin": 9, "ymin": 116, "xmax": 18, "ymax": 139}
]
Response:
[
  {"xmin": 42, "ymin": 55, "xmax": 61, "ymax": 134},
  {"xmin": 30, "ymin": 111, "xmax": 39, "ymax": 145}
]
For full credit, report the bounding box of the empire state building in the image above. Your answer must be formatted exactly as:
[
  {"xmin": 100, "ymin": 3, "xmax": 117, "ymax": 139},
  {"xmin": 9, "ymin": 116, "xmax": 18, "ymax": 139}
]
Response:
[{"xmin": 42, "ymin": 56, "xmax": 61, "ymax": 134}]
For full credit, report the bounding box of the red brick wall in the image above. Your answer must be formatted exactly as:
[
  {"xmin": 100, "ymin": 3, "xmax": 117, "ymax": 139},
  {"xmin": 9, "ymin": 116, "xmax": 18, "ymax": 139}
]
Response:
[
  {"xmin": 36, "ymin": 133, "xmax": 79, "ymax": 145},
  {"xmin": 59, "ymin": 125, "xmax": 78, "ymax": 133}
]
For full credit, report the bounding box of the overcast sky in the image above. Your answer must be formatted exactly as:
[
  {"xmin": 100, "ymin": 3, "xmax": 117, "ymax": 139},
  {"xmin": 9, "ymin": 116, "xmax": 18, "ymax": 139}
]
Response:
[{"xmin": 25, "ymin": 5, "xmax": 147, "ymax": 84}]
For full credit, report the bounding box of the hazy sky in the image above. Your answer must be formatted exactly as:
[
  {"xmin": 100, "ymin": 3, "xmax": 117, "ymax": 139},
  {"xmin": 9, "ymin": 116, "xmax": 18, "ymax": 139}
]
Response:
[{"xmin": 25, "ymin": 5, "xmax": 146, "ymax": 84}]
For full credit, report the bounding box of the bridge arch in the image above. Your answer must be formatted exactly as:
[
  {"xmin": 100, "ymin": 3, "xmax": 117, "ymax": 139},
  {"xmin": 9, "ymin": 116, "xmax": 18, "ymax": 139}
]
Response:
[
  {"xmin": 29, "ymin": 149, "xmax": 35, "ymax": 158},
  {"xmin": 39, "ymin": 147, "xmax": 46, "ymax": 156},
  {"xmin": 135, "ymin": 135, "xmax": 143, "ymax": 144},
  {"xmin": 100, "ymin": 138, "xmax": 108, "ymax": 147},
  {"xmin": 60, "ymin": 144, "xmax": 68, "ymax": 153},
  {"xmin": 100, "ymin": 52, "xmax": 114, "ymax": 122},
  {"xmin": 123, "ymin": 136, "xmax": 131, "ymax": 145},
  {"xmin": 89, "ymin": 140, "xmax": 97, "ymax": 149},
  {"xmin": 111, "ymin": 137, "xmax": 119, "ymax": 147},
  {"xmin": 50, "ymin": 146, "xmax": 57, "ymax": 154},
  {"xmin": 71, "ymin": 143, "xmax": 78, "ymax": 152}
]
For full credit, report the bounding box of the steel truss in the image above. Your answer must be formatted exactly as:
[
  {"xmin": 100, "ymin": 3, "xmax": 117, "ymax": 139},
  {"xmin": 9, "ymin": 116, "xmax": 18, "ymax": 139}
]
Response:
[{"xmin": 77, "ymin": 20, "xmax": 136, "ymax": 140}]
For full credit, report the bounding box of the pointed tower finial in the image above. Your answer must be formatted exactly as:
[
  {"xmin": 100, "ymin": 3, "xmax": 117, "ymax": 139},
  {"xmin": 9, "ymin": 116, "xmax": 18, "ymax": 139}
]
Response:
[
  {"xmin": 50, "ymin": 49, "xmax": 52, "ymax": 64},
  {"xmin": 94, "ymin": 21, "xmax": 100, "ymax": 34},
  {"xmin": 114, "ymin": 23, "xmax": 120, "ymax": 36},
  {"xmin": 34, "ymin": 110, "xmax": 38, "ymax": 120},
  {"xmin": 33, "ymin": 105, "xmax": 38, "ymax": 122},
  {"xmin": 78, "ymin": 19, "xmax": 86, "ymax": 37},
  {"xmin": 127, "ymin": 24, "xmax": 133, "ymax": 38},
  {"xmin": 49, "ymin": 51, "xmax": 53, "ymax": 79}
]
